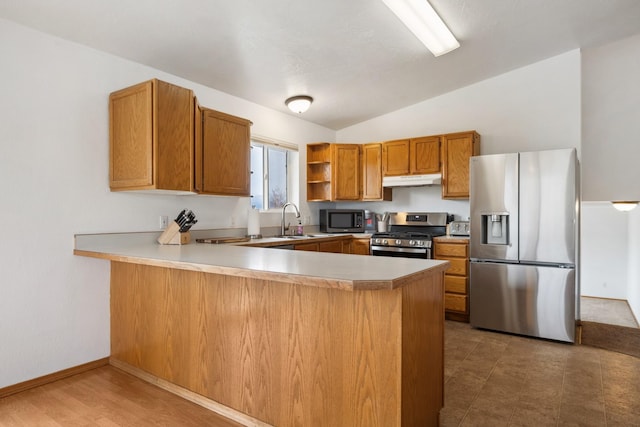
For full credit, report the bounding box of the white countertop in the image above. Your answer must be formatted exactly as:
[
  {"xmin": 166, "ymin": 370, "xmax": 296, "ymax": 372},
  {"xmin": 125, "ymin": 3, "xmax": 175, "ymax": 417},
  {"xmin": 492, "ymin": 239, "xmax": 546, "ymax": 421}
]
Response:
[{"xmin": 74, "ymin": 232, "xmax": 448, "ymax": 291}]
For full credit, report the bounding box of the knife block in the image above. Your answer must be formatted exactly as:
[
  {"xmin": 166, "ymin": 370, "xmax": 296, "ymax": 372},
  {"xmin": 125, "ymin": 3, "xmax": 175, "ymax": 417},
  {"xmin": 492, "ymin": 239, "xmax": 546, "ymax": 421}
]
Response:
[{"xmin": 157, "ymin": 221, "xmax": 191, "ymax": 245}]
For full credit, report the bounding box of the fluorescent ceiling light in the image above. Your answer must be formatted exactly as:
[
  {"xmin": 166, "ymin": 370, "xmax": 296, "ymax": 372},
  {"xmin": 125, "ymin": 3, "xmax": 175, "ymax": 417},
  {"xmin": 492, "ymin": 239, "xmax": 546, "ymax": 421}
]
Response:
[
  {"xmin": 285, "ymin": 95, "xmax": 313, "ymax": 114},
  {"xmin": 382, "ymin": 0, "xmax": 460, "ymax": 57},
  {"xmin": 611, "ymin": 201, "xmax": 639, "ymax": 212}
]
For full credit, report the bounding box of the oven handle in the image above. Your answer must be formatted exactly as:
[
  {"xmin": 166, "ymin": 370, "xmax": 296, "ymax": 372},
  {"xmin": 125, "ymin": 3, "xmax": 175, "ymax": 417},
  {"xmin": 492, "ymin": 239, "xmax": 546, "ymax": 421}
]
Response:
[{"xmin": 370, "ymin": 246, "xmax": 428, "ymax": 254}]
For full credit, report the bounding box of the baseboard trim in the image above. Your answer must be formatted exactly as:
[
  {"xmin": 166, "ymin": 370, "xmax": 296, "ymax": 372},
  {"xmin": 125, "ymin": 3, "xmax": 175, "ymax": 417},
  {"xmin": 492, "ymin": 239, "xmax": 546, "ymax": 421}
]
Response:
[
  {"xmin": 109, "ymin": 358, "xmax": 272, "ymax": 427},
  {"xmin": 0, "ymin": 357, "xmax": 109, "ymax": 399}
]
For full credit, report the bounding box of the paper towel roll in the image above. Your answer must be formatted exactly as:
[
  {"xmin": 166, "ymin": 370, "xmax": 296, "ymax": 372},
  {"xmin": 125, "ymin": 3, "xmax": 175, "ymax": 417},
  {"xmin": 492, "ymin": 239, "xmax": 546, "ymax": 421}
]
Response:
[{"xmin": 247, "ymin": 208, "xmax": 261, "ymax": 236}]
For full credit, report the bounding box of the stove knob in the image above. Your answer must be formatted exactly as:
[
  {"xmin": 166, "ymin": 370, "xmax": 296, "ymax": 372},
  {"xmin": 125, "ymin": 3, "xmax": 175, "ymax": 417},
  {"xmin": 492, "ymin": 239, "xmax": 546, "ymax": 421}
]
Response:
[
  {"xmin": 409, "ymin": 240, "xmax": 415, "ymax": 246},
  {"xmin": 374, "ymin": 238, "xmax": 380, "ymax": 244},
  {"xmin": 395, "ymin": 239, "xmax": 402, "ymax": 245},
  {"xmin": 382, "ymin": 239, "xmax": 388, "ymax": 246},
  {"xmin": 416, "ymin": 241, "xmax": 423, "ymax": 246}
]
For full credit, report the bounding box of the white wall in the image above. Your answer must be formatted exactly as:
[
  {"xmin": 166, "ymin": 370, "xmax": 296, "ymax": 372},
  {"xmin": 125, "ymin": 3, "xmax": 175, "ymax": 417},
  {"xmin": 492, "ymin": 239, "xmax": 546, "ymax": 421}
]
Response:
[
  {"xmin": 581, "ymin": 33, "xmax": 640, "ymax": 320},
  {"xmin": 628, "ymin": 209, "xmax": 640, "ymax": 321},
  {"xmin": 335, "ymin": 51, "xmax": 581, "ymax": 221},
  {"xmin": 580, "ymin": 202, "xmax": 629, "ymax": 299},
  {"xmin": 582, "ymin": 33, "xmax": 640, "ymax": 202},
  {"xmin": 0, "ymin": 18, "xmax": 335, "ymax": 389}
]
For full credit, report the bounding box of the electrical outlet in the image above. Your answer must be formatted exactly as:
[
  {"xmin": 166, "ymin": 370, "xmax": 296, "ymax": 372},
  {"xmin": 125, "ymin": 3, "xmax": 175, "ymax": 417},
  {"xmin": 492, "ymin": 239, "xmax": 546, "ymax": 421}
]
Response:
[{"xmin": 159, "ymin": 215, "xmax": 169, "ymax": 229}]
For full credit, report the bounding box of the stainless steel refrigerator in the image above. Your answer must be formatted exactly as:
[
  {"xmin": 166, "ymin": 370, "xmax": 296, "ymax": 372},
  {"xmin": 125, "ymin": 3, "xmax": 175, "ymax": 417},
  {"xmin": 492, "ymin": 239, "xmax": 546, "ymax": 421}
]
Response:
[{"xmin": 469, "ymin": 149, "xmax": 579, "ymax": 343}]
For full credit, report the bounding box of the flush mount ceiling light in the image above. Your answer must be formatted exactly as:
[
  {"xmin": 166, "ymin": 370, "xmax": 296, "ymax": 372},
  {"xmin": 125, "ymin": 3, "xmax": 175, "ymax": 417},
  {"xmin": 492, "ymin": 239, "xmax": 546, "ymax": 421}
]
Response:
[
  {"xmin": 611, "ymin": 201, "xmax": 639, "ymax": 212},
  {"xmin": 285, "ymin": 95, "xmax": 313, "ymax": 114},
  {"xmin": 382, "ymin": 0, "xmax": 460, "ymax": 57}
]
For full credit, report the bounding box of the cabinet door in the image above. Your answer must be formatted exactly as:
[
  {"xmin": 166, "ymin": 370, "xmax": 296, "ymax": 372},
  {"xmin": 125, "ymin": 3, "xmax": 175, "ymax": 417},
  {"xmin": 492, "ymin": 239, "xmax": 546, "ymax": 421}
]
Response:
[
  {"xmin": 295, "ymin": 242, "xmax": 319, "ymax": 251},
  {"xmin": 382, "ymin": 139, "xmax": 410, "ymax": 176},
  {"xmin": 109, "ymin": 81, "xmax": 154, "ymax": 189},
  {"xmin": 410, "ymin": 136, "xmax": 440, "ymax": 174},
  {"xmin": 318, "ymin": 240, "xmax": 343, "ymax": 253},
  {"xmin": 199, "ymin": 108, "xmax": 251, "ymax": 196},
  {"xmin": 362, "ymin": 143, "xmax": 383, "ymax": 200},
  {"xmin": 351, "ymin": 238, "xmax": 370, "ymax": 255},
  {"xmin": 155, "ymin": 80, "xmax": 195, "ymax": 191},
  {"xmin": 331, "ymin": 144, "xmax": 361, "ymax": 200},
  {"xmin": 109, "ymin": 79, "xmax": 194, "ymax": 192},
  {"xmin": 442, "ymin": 132, "xmax": 480, "ymax": 199}
]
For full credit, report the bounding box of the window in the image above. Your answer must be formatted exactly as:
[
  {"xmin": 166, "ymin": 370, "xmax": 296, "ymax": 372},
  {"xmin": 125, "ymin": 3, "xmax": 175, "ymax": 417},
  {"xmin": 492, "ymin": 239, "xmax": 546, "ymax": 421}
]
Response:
[{"xmin": 250, "ymin": 137, "xmax": 299, "ymax": 210}]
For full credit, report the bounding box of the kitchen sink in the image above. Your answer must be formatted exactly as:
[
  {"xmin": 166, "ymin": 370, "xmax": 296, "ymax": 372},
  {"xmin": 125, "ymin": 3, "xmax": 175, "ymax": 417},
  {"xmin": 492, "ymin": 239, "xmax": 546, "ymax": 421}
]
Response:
[{"xmin": 275, "ymin": 234, "xmax": 338, "ymax": 239}]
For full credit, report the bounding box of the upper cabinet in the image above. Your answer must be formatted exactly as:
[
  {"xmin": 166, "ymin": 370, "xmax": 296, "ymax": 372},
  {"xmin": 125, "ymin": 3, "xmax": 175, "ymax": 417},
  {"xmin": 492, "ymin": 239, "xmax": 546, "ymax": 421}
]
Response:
[
  {"xmin": 382, "ymin": 139, "xmax": 410, "ymax": 176},
  {"xmin": 305, "ymin": 143, "xmax": 361, "ymax": 201},
  {"xmin": 306, "ymin": 143, "xmax": 332, "ymax": 201},
  {"xmin": 441, "ymin": 131, "xmax": 480, "ymax": 199},
  {"xmin": 362, "ymin": 143, "xmax": 392, "ymax": 201},
  {"xmin": 109, "ymin": 79, "xmax": 194, "ymax": 192},
  {"xmin": 331, "ymin": 144, "xmax": 361, "ymax": 200},
  {"xmin": 306, "ymin": 143, "xmax": 391, "ymax": 202},
  {"xmin": 109, "ymin": 79, "xmax": 252, "ymax": 197},
  {"xmin": 382, "ymin": 136, "xmax": 441, "ymax": 176},
  {"xmin": 195, "ymin": 103, "xmax": 252, "ymax": 196},
  {"xmin": 410, "ymin": 136, "xmax": 441, "ymax": 174}
]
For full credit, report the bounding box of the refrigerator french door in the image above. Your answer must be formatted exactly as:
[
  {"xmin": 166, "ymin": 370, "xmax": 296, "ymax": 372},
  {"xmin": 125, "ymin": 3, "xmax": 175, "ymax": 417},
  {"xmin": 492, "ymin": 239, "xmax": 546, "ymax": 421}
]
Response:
[{"xmin": 469, "ymin": 149, "xmax": 579, "ymax": 343}]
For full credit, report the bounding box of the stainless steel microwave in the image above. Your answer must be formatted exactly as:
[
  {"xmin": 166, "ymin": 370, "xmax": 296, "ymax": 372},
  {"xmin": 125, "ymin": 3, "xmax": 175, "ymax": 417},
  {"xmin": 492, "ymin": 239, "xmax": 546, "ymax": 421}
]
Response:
[{"xmin": 319, "ymin": 209, "xmax": 365, "ymax": 233}]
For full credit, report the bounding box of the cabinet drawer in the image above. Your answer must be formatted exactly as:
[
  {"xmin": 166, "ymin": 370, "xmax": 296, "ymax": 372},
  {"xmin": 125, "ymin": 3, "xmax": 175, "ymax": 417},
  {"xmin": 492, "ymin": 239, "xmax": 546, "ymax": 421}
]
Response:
[
  {"xmin": 435, "ymin": 242, "xmax": 468, "ymax": 258},
  {"xmin": 442, "ymin": 258, "xmax": 468, "ymax": 276},
  {"xmin": 445, "ymin": 275, "xmax": 468, "ymax": 294},
  {"xmin": 295, "ymin": 242, "xmax": 319, "ymax": 251},
  {"xmin": 445, "ymin": 293, "xmax": 467, "ymax": 313}
]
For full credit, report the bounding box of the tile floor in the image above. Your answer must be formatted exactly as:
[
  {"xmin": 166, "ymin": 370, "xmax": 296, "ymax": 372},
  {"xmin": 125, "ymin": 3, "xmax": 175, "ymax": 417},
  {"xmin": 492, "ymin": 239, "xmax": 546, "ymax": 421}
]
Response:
[
  {"xmin": 581, "ymin": 297, "xmax": 639, "ymax": 328},
  {"xmin": 440, "ymin": 321, "xmax": 640, "ymax": 426}
]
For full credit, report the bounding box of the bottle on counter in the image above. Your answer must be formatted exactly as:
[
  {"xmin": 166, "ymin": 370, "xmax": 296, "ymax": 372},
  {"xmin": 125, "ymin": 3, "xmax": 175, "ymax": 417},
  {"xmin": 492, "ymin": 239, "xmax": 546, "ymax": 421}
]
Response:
[{"xmin": 296, "ymin": 221, "xmax": 304, "ymax": 236}]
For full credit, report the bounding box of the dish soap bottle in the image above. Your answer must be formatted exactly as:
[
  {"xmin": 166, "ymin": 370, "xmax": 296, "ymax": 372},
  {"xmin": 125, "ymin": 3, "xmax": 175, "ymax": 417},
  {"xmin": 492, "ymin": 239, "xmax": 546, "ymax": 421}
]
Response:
[{"xmin": 296, "ymin": 220, "xmax": 304, "ymax": 236}]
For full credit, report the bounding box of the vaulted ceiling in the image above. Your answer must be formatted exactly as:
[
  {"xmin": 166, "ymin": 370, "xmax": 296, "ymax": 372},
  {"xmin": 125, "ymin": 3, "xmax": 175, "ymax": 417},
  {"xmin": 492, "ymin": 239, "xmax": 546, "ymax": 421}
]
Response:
[{"xmin": 2, "ymin": 0, "xmax": 640, "ymax": 129}]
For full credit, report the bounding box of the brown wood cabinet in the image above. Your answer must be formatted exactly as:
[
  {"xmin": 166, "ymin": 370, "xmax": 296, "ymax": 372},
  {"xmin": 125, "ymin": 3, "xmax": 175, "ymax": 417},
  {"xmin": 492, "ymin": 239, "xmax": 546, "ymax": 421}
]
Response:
[
  {"xmin": 306, "ymin": 143, "xmax": 332, "ymax": 201},
  {"xmin": 434, "ymin": 238, "xmax": 470, "ymax": 322},
  {"xmin": 295, "ymin": 242, "xmax": 319, "ymax": 251},
  {"xmin": 351, "ymin": 237, "xmax": 371, "ymax": 255},
  {"xmin": 109, "ymin": 79, "xmax": 194, "ymax": 192},
  {"xmin": 331, "ymin": 144, "xmax": 361, "ymax": 200},
  {"xmin": 293, "ymin": 237, "xmax": 352, "ymax": 254},
  {"xmin": 411, "ymin": 136, "xmax": 440, "ymax": 174},
  {"xmin": 382, "ymin": 139, "xmax": 410, "ymax": 176},
  {"xmin": 307, "ymin": 143, "xmax": 390, "ymax": 202},
  {"xmin": 362, "ymin": 143, "xmax": 392, "ymax": 201},
  {"xmin": 441, "ymin": 131, "xmax": 480, "ymax": 199},
  {"xmin": 382, "ymin": 136, "xmax": 441, "ymax": 177},
  {"xmin": 195, "ymin": 104, "xmax": 252, "ymax": 196}
]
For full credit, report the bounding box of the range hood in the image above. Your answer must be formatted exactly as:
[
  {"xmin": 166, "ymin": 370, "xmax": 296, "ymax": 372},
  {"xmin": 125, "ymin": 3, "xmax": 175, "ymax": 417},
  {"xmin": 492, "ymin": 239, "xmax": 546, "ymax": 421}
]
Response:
[{"xmin": 382, "ymin": 173, "xmax": 442, "ymax": 187}]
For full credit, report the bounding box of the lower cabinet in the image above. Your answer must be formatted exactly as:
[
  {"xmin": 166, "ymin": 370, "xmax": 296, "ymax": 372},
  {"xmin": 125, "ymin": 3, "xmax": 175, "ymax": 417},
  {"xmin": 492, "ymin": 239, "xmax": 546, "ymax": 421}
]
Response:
[
  {"xmin": 351, "ymin": 237, "xmax": 371, "ymax": 255},
  {"xmin": 295, "ymin": 242, "xmax": 319, "ymax": 251},
  {"xmin": 434, "ymin": 238, "xmax": 469, "ymax": 322},
  {"xmin": 293, "ymin": 238, "xmax": 352, "ymax": 253}
]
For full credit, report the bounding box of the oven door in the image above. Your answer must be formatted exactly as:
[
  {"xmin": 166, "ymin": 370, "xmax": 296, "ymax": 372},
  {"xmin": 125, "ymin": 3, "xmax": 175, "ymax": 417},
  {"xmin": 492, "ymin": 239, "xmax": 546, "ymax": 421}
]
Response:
[{"xmin": 370, "ymin": 245, "xmax": 431, "ymax": 259}]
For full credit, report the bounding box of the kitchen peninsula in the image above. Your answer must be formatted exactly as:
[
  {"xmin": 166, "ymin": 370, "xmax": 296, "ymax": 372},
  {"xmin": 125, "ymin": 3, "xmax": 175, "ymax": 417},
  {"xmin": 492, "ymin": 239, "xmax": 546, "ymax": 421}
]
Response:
[{"xmin": 74, "ymin": 232, "xmax": 448, "ymax": 426}]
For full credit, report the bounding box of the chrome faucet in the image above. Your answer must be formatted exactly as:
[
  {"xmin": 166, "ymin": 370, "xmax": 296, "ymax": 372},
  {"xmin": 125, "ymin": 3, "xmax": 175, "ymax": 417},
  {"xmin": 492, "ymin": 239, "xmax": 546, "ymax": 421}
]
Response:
[{"xmin": 281, "ymin": 202, "xmax": 301, "ymax": 236}]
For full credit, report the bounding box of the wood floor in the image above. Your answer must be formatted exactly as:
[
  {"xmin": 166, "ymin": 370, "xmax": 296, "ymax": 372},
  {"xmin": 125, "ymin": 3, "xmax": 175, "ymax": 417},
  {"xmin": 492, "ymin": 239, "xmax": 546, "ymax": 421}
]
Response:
[{"xmin": 0, "ymin": 366, "xmax": 243, "ymax": 427}]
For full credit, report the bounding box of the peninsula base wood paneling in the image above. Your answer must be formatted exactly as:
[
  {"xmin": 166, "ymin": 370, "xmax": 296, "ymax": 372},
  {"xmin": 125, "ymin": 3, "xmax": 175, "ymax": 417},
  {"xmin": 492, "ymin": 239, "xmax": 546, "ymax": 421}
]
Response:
[{"xmin": 110, "ymin": 262, "xmax": 444, "ymax": 427}]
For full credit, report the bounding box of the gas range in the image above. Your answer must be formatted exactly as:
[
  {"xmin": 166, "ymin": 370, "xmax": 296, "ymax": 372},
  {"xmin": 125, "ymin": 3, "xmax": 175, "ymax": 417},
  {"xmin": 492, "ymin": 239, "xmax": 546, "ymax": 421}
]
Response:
[
  {"xmin": 371, "ymin": 232, "xmax": 435, "ymax": 249},
  {"xmin": 371, "ymin": 212, "xmax": 449, "ymax": 259}
]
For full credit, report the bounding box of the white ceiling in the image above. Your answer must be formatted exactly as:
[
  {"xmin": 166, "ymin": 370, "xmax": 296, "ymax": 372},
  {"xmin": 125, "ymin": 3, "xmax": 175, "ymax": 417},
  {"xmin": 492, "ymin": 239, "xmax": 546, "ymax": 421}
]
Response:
[{"xmin": 2, "ymin": 0, "xmax": 640, "ymax": 130}]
